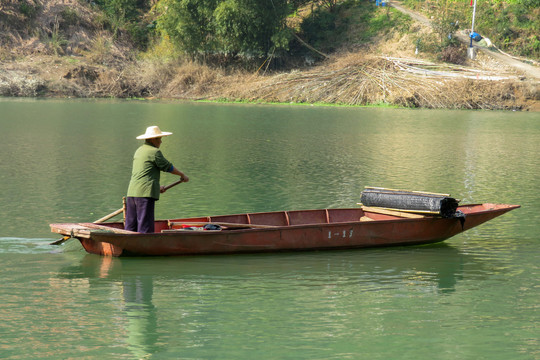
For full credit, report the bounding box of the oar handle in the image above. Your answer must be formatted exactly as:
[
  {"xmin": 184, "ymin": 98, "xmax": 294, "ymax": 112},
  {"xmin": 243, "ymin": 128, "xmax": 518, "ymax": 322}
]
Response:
[
  {"xmin": 163, "ymin": 178, "xmax": 184, "ymax": 191},
  {"xmin": 95, "ymin": 208, "xmax": 124, "ymax": 224}
]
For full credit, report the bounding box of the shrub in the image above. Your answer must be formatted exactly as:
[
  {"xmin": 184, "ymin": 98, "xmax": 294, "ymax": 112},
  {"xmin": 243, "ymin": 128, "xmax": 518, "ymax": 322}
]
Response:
[
  {"xmin": 439, "ymin": 44, "xmax": 467, "ymax": 64},
  {"xmin": 19, "ymin": 1, "xmax": 40, "ymax": 20},
  {"xmin": 300, "ymin": 8, "xmax": 340, "ymax": 52},
  {"xmin": 60, "ymin": 8, "xmax": 80, "ymax": 28}
]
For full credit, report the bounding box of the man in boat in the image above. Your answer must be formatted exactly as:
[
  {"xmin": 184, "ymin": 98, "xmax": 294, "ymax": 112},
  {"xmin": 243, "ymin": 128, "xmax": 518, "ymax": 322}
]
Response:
[{"xmin": 125, "ymin": 126, "xmax": 189, "ymax": 233}]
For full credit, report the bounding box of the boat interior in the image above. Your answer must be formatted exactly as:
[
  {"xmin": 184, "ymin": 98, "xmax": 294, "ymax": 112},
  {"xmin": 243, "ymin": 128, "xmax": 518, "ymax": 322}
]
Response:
[
  {"xmin": 65, "ymin": 207, "xmax": 421, "ymax": 235},
  {"xmin": 160, "ymin": 207, "xmax": 427, "ymax": 232}
]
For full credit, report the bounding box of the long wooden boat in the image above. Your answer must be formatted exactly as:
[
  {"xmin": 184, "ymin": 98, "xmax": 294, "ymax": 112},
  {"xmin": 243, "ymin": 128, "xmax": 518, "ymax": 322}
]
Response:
[{"xmin": 50, "ymin": 203, "xmax": 519, "ymax": 257}]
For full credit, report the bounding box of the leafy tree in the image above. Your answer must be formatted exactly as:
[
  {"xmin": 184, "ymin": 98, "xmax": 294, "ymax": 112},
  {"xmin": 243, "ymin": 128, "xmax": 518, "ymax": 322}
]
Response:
[
  {"xmin": 213, "ymin": 0, "xmax": 290, "ymax": 56},
  {"xmin": 157, "ymin": 0, "xmax": 293, "ymax": 59},
  {"xmin": 321, "ymin": 0, "xmax": 339, "ymax": 12},
  {"xmin": 93, "ymin": 0, "xmax": 152, "ymax": 48},
  {"xmin": 156, "ymin": 0, "xmax": 219, "ymax": 55},
  {"xmin": 94, "ymin": 0, "xmax": 149, "ymax": 26}
]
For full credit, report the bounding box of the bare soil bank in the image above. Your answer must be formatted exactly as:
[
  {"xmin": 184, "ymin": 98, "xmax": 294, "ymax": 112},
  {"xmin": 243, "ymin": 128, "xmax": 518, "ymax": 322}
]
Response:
[
  {"xmin": 3, "ymin": 50, "xmax": 538, "ymax": 111},
  {"xmin": 1, "ymin": 1, "xmax": 538, "ymax": 111}
]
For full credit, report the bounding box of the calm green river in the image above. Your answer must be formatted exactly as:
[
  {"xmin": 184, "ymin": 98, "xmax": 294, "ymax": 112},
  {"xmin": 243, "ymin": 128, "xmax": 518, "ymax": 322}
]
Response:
[{"xmin": 0, "ymin": 98, "xmax": 538, "ymax": 359}]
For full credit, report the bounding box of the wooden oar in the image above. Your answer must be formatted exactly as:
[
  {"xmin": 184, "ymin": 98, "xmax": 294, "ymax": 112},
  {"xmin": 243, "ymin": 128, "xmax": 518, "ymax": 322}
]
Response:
[
  {"xmin": 50, "ymin": 179, "xmax": 185, "ymax": 245},
  {"xmin": 94, "ymin": 207, "xmax": 124, "ymax": 224},
  {"xmin": 50, "ymin": 236, "xmax": 72, "ymax": 246}
]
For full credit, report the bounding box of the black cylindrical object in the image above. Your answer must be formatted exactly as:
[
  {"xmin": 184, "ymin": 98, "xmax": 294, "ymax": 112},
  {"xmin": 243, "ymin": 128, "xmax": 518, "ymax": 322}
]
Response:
[{"xmin": 361, "ymin": 188, "xmax": 459, "ymax": 218}]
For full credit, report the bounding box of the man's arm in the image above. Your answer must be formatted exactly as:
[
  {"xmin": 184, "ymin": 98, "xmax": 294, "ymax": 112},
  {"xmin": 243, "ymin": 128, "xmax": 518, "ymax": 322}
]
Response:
[
  {"xmin": 170, "ymin": 166, "xmax": 189, "ymax": 182},
  {"xmin": 161, "ymin": 166, "xmax": 189, "ymax": 193}
]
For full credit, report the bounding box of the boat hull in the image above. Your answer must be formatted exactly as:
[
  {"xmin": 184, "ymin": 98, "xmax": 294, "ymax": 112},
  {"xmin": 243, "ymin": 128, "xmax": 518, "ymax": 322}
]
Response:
[{"xmin": 51, "ymin": 204, "xmax": 519, "ymax": 257}]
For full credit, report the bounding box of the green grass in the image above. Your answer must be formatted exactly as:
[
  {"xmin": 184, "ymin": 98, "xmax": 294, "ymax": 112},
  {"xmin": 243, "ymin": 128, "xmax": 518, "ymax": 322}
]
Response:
[
  {"xmin": 353, "ymin": 6, "xmax": 412, "ymax": 43},
  {"xmin": 195, "ymin": 98, "xmax": 403, "ymax": 108},
  {"xmin": 299, "ymin": 0, "xmax": 412, "ymax": 51}
]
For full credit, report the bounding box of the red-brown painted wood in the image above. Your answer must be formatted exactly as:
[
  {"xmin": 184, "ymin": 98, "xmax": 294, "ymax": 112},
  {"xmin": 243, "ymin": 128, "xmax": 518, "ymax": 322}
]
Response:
[{"xmin": 50, "ymin": 204, "xmax": 519, "ymax": 257}]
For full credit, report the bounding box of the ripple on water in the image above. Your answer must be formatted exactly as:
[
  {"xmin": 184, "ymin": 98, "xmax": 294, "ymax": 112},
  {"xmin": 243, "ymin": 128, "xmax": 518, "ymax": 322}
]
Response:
[{"xmin": 0, "ymin": 237, "xmax": 63, "ymax": 254}]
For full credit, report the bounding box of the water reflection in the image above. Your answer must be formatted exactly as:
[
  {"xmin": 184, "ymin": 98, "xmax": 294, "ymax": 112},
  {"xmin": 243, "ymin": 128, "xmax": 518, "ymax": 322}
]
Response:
[
  {"xmin": 59, "ymin": 256, "xmax": 158, "ymax": 358},
  {"xmin": 103, "ymin": 246, "xmax": 465, "ymax": 291},
  {"xmin": 52, "ymin": 244, "xmax": 501, "ymax": 357},
  {"xmin": 68, "ymin": 244, "xmax": 478, "ymax": 290},
  {"xmin": 122, "ymin": 275, "xmax": 158, "ymax": 359}
]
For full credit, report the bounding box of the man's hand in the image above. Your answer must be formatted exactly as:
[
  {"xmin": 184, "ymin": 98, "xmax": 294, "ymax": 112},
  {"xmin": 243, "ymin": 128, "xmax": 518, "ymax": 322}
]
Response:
[{"xmin": 170, "ymin": 166, "xmax": 189, "ymax": 183}]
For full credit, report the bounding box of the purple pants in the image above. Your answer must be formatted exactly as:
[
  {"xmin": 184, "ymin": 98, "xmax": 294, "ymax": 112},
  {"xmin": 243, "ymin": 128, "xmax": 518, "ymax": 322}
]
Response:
[{"xmin": 125, "ymin": 197, "xmax": 156, "ymax": 233}]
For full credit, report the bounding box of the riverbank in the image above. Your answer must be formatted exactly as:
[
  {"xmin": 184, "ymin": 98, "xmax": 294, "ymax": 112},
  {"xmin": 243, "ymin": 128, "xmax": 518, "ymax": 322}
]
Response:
[
  {"xmin": 3, "ymin": 47, "xmax": 538, "ymax": 111},
  {"xmin": 1, "ymin": 1, "xmax": 538, "ymax": 110}
]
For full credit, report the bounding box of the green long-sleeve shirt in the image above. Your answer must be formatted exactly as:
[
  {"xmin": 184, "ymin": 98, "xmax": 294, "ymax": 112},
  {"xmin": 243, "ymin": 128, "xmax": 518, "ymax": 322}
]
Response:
[{"xmin": 127, "ymin": 142, "xmax": 173, "ymax": 200}]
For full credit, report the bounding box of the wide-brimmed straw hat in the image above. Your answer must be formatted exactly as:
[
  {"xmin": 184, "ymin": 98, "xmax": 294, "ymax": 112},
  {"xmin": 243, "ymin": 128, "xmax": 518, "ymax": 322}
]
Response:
[{"xmin": 136, "ymin": 126, "xmax": 173, "ymax": 140}]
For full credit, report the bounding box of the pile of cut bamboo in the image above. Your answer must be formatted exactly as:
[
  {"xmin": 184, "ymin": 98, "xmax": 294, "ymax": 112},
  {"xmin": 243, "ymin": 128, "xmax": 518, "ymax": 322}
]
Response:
[{"xmin": 230, "ymin": 56, "xmax": 526, "ymax": 110}]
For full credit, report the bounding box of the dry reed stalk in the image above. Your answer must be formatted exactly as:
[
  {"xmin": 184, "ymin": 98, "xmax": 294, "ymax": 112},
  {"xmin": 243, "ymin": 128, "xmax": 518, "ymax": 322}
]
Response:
[{"xmin": 228, "ymin": 56, "xmax": 526, "ymax": 110}]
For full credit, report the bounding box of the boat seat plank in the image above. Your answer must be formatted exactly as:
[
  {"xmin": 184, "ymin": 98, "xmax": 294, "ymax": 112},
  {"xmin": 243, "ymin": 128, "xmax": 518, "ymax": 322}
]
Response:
[
  {"xmin": 360, "ymin": 216, "xmax": 375, "ymax": 222},
  {"xmin": 361, "ymin": 206, "xmax": 427, "ymax": 219},
  {"xmin": 81, "ymin": 223, "xmax": 138, "ymax": 233},
  {"xmin": 50, "ymin": 222, "xmax": 137, "ymax": 238}
]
